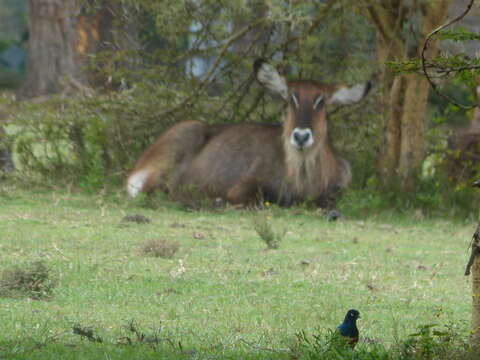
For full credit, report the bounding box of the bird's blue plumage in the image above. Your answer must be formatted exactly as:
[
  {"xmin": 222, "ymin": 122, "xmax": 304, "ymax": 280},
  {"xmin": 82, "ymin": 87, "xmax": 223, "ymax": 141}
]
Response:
[{"xmin": 337, "ymin": 309, "xmax": 360, "ymax": 347}]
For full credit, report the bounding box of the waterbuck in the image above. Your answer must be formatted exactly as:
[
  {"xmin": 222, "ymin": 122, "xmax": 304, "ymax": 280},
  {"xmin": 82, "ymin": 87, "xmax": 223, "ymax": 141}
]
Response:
[{"xmin": 127, "ymin": 60, "xmax": 370, "ymax": 207}]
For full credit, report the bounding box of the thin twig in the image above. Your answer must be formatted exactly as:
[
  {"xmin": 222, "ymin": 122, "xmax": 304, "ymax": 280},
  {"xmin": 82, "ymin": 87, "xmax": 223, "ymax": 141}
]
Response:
[
  {"xmin": 155, "ymin": 17, "xmax": 267, "ymax": 120},
  {"xmin": 435, "ymin": 64, "xmax": 480, "ymax": 74},
  {"xmin": 421, "ymin": 0, "xmax": 478, "ymax": 109}
]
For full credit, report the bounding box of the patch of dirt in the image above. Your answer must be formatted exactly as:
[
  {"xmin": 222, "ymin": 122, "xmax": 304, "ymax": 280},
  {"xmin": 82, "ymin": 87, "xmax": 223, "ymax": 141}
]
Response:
[{"xmin": 121, "ymin": 214, "xmax": 151, "ymax": 224}]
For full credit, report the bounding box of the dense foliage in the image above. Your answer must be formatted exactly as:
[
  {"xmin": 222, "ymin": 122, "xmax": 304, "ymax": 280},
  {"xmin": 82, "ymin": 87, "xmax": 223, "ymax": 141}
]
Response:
[
  {"xmin": 7, "ymin": 1, "xmax": 378, "ymax": 185},
  {"xmin": 2, "ymin": 0, "xmax": 480, "ymax": 216}
]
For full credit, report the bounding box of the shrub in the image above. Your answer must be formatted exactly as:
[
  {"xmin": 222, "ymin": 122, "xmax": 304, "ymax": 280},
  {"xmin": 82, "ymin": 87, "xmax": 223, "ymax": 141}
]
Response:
[
  {"xmin": 3, "ymin": 1, "xmax": 378, "ymax": 194},
  {"xmin": 291, "ymin": 324, "xmax": 476, "ymax": 360},
  {"xmin": 139, "ymin": 239, "xmax": 180, "ymax": 258},
  {"xmin": 253, "ymin": 214, "xmax": 285, "ymax": 250},
  {"xmin": 0, "ymin": 260, "xmax": 57, "ymax": 299},
  {"xmin": 7, "ymin": 90, "xmax": 163, "ymax": 191}
]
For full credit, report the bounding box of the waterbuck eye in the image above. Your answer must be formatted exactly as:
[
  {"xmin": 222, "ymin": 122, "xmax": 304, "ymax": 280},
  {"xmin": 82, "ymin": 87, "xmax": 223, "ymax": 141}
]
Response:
[
  {"xmin": 290, "ymin": 93, "xmax": 299, "ymax": 108},
  {"xmin": 313, "ymin": 95, "xmax": 324, "ymax": 110}
]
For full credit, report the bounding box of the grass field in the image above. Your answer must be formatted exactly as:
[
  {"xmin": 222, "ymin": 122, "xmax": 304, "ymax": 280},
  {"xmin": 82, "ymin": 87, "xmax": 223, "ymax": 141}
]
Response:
[{"xmin": 0, "ymin": 183, "xmax": 477, "ymax": 359}]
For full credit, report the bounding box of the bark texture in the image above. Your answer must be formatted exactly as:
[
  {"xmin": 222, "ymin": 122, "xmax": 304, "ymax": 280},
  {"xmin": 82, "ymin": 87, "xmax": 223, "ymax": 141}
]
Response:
[
  {"xmin": 22, "ymin": 0, "xmax": 137, "ymax": 97},
  {"xmin": 363, "ymin": 0, "xmax": 450, "ymax": 189},
  {"xmin": 472, "ymin": 255, "xmax": 480, "ymax": 346},
  {"xmin": 23, "ymin": 0, "xmax": 84, "ymax": 97}
]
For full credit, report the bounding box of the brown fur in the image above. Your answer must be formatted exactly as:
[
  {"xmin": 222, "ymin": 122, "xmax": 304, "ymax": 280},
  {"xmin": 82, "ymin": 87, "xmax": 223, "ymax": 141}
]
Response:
[
  {"xmin": 282, "ymin": 81, "xmax": 340, "ymax": 202},
  {"xmin": 127, "ymin": 68, "xmax": 358, "ymax": 207}
]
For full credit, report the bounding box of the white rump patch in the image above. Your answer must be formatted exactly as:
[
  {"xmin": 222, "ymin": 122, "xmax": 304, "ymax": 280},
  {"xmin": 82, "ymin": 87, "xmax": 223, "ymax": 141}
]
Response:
[
  {"xmin": 256, "ymin": 62, "xmax": 288, "ymax": 100},
  {"xmin": 330, "ymin": 82, "xmax": 370, "ymax": 105},
  {"xmin": 127, "ymin": 169, "xmax": 149, "ymax": 197}
]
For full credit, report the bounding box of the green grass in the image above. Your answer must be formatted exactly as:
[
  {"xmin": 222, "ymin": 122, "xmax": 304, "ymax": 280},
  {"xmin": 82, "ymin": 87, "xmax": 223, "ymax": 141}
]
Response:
[{"xmin": 0, "ymin": 183, "xmax": 476, "ymax": 359}]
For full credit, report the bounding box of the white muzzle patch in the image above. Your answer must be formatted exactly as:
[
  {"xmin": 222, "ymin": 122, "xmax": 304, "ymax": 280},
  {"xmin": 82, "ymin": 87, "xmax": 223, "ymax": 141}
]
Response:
[{"xmin": 290, "ymin": 128, "xmax": 314, "ymax": 150}]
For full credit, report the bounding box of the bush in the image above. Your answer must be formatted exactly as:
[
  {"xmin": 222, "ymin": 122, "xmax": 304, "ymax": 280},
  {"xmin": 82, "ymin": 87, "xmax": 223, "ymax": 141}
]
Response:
[
  {"xmin": 7, "ymin": 90, "xmax": 166, "ymax": 191},
  {"xmin": 139, "ymin": 239, "xmax": 180, "ymax": 258},
  {"xmin": 253, "ymin": 214, "xmax": 285, "ymax": 250},
  {"xmin": 0, "ymin": 260, "xmax": 57, "ymax": 299},
  {"xmin": 3, "ymin": 1, "xmax": 378, "ymax": 193},
  {"xmin": 292, "ymin": 324, "xmax": 476, "ymax": 360},
  {"xmin": 338, "ymin": 173, "xmax": 479, "ymax": 220}
]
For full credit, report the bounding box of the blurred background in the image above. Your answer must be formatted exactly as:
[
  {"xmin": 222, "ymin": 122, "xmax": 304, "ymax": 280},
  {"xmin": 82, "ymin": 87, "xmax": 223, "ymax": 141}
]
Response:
[{"xmin": 0, "ymin": 0, "xmax": 479, "ymax": 217}]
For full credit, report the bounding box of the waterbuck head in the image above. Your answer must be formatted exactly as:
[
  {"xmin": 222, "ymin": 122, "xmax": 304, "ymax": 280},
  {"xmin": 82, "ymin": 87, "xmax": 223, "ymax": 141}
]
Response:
[{"xmin": 254, "ymin": 59, "xmax": 371, "ymax": 152}]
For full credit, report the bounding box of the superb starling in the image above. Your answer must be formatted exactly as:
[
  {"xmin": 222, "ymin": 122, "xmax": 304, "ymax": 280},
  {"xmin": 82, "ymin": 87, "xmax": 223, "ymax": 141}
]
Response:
[{"xmin": 337, "ymin": 309, "xmax": 360, "ymax": 348}]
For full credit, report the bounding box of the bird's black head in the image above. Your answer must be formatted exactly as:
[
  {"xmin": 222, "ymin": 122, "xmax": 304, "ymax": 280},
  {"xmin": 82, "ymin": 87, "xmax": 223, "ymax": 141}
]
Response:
[{"xmin": 345, "ymin": 309, "xmax": 360, "ymax": 322}]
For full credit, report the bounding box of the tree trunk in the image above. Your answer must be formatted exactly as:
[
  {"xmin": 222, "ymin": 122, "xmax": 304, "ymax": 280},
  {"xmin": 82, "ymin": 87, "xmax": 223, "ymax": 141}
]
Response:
[
  {"xmin": 378, "ymin": 75, "xmax": 404, "ymax": 182},
  {"xmin": 22, "ymin": 0, "xmax": 85, "ymax": 97},
  {"xmin": 397, "ymin": 74, "xmax": 431, "ymax": 188},
  {"xmin": 364, "ymin": 0, "xmax": 450, "ymax": 189},
  {"xmin": 472, "ymin": 254, "xmax": 480, "ymax": 346},
  {"xmin": 21, "ymin": 0, "xmax": 138, "ymax": 98},
  {"xmin": 377, "ymin": 57, "xmax": 433, "ymax": 189}
]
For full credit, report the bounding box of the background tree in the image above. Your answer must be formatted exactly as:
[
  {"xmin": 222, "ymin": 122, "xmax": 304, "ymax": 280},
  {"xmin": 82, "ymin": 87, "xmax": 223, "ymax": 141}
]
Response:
[
  {"xmin": 393, "ymin": 0, "xmax": 480, "ymax": 346},
  {"xmin": 23, "ymin": 0, "xmax": 85, "ymax": 97},
  {"xmin": 358, "ymin": 0, "xmax": 451, "ymax": 189},
  {"xmin": 0, "ymin": 0, "xmax": 26, "ymax": 171},
  {"xmin": 6, "ymin": 0, "xmax": 480, "ymax": 218},
  {"xmin": 22, "ymin": 0, "xmax": 138, "ymax": 98}
]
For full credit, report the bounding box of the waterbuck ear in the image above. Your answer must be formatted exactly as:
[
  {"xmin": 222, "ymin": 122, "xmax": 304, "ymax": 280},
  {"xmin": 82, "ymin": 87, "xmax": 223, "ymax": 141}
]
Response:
[
  {"xmin": 329, "ymin": 81, "xmax": 372, "ymax": 106},
  {"xmin": 253, "ymin": 59, "xmax": 288, "ymax": 100}
]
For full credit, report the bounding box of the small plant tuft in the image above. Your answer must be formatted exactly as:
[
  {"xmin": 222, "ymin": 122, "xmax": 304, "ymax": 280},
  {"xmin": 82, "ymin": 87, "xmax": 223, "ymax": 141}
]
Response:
[
  {"xmin": 121, "ymin": 214, "xmax": 151, "ymax": 224},
  {"xmin": 253, "ymin": 214, "xmax": 285, "ymax": 250},
  {"xmin": 291, "ymin": 325, "xmax": 477, "ymax": 360},
  {"xmin": 72, "ymin": 323, "xmax": 103, "ymax": 343},
  {"xmin": 0, "ymin": 260, "xmax": 57, "ymax": 300},
  {"xmin": 118, "ymin": 319, "xmax": 174, "ymax": 346},
  {"xmin": 140, "ymin": 239, "xmax": 180, "ymax": 258}
]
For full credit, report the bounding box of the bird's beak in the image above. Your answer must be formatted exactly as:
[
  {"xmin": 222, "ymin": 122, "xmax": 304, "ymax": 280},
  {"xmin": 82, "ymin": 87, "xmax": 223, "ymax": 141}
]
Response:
[{"xmin": 473, "ymin": 179, "xmax": 480, "ymax": 188}]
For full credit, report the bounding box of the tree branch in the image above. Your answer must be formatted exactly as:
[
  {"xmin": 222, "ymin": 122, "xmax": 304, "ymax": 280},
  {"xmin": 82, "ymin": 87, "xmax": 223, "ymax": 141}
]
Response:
[
  {"xmin": 154, "ymin": 17, "xmax": 267, "ymax": 120},
  {"xmin": 421, "ymin": 0, "xmax": 478, "ymax": 109},
  {"xmin": 362, "ymin": 2, "xmax": 405, "ymax": 61}
]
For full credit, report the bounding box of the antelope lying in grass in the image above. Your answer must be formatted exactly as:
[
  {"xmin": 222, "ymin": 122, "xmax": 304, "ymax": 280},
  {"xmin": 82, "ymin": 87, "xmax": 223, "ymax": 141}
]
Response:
[{"xmin": 127, "ymin": 60, "xmax": 370, "ymax": 207}]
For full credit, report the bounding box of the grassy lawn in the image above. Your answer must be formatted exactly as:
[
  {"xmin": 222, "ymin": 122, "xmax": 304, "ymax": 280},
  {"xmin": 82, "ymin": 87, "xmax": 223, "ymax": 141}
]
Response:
[{"xmin": 0, "ymin": 183, "xmax": 475, "ymax": 359}]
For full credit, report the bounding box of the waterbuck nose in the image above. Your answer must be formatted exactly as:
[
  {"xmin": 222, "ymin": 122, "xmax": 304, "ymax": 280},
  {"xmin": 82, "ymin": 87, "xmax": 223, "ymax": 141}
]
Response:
[
  {"xmin": 291, "ymin": 128, "xmax": 313, "ymax": 149},
  {"xmin": 294, "ymin": 131, "xmax": 310, "ymax": 146}
]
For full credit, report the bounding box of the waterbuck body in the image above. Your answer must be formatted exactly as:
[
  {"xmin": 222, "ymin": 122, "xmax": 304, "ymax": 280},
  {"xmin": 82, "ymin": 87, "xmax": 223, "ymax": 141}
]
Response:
[{"xmin": 127, "ymin": 60, "xmax": 370, "ymax": 207}]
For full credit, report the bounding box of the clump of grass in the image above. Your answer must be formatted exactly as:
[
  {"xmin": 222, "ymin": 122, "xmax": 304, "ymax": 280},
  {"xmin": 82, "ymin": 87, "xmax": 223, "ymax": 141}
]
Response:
[
  {"xmin": 399, "ymin": 322, "xmax": 473, "ymax": 360},
  {"xmin": 253, "ymin": 215, "xmax": 285, "ymax": 250},
  {"xmin": 72, "ymin": 323, "xmax": 103, "ymax": 343},
  {"xmin": 291, "ymin": 324, "xmax": 476, "ymax": 360},
  {"xmin": 140, "ymin": 239, "xmax": 180, "ymax": 258},
  {"xmin": 169, "ymin": 184, "xmax": 226, "ymax": 210},
  {"xmin": 0, "ymin": 260, "xmax": 57, "ymax": 300},
  {"xmin": 118, "ymin": 319, "xmax": 175, "ymax": 346},
  {"xmin": 121, "ymin": 214, "xmax": 151, "ymax": 224}
]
